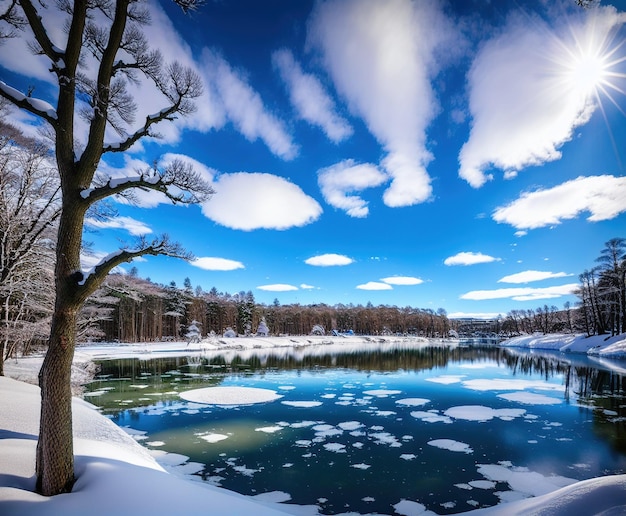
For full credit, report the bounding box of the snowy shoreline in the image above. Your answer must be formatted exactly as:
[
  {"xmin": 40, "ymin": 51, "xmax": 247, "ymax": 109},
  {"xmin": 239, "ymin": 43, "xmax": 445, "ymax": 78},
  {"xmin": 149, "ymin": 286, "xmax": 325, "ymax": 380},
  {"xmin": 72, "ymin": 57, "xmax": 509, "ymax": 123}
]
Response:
[{"xmin": 2, "ymin": 334, "xmax": 626, "ymax": 515}]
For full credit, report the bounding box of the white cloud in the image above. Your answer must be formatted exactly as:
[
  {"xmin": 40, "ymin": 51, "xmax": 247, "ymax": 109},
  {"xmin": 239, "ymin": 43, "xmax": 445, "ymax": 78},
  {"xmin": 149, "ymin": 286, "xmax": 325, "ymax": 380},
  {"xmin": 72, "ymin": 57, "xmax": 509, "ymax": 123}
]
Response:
[
  {"xmin": 200, "ymin": 172, "xmax": 322, "ymax": 231},
  {"xmin": 460, "ymin": 283, "xmax": 579, "ymax": 301},
  {"xmin": 356, "ymin": 282, "xmax": 393, "ymax": 291},
  {"xmin": 444, "ymin": 252, "xmax": 501, "ymax": 266},
  {"xmin": 300, "ymin": 284, "xmax": 317, "ymax": 290},
  {"xmin": 272, "ymin": 48, "xmax": 352, "ymax": 143},
  {"xmin": 191, "ymin": 257, "xmax": 244, "ymax": 271},
  {"xmin": 381, "ymin": 276, "xmax": 423, "ymax": 286},
  {"xmin": 498, "ymin": 270, "xmax": 571, "ymax": 284},
  {"xmin": 493, "ymin": 175, "xmax": 626, "ymax": 230},
  {"xmin": 308, "ymin": 0, "xmax": 459, "ymax": 207},
  {"xmin": 458, "ymin": 8, "xmax": 626, "ymax": 187},
  {"xmin": 305, "ymin": 254, "xmax": 354, "ymax": 266},
  {"xmin": 202, "ymin": 49, "xmax": 298, "ymax": 160},
  {"xmin": 84, "ymin": 216, "xmax": 152, "ymax": 236},
  {"xmin": 317, "ymin": 160, "xmax": 388, "ymax": 217},
  {"xmin": 257, "ymin": 284, "xmax": 299, "ymax": 292}
]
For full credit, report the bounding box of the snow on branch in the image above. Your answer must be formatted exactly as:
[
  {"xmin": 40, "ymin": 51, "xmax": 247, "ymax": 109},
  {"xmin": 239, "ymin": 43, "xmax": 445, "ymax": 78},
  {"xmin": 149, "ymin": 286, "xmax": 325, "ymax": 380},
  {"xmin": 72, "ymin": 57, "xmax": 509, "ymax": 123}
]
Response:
[
  {"xmin": 80, "ymin": 158, "xmax": 214, "ymax": 205},
  {"xmin": 0, "ymin": 81, "xmax": 57, "ymax": 123},
  {"xmin": 78, "ymin": 235, "xmax": 191, "ymax": 298}
]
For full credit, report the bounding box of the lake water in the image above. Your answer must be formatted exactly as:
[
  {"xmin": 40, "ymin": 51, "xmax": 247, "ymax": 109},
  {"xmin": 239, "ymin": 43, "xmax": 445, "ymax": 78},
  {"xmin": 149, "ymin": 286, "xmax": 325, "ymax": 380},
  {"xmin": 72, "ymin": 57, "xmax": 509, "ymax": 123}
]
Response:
[{"xmin": 84, "ymin": 342, "xmax": 626, "ymax": 515}]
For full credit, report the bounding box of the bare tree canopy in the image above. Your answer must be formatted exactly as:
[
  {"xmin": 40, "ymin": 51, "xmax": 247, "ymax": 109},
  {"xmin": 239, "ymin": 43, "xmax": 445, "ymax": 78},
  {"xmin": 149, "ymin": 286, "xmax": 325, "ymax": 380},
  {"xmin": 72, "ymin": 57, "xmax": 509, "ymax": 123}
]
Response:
[{"xmin": 0, "ymin": 0, "xmax": 211, "ymax": 496}]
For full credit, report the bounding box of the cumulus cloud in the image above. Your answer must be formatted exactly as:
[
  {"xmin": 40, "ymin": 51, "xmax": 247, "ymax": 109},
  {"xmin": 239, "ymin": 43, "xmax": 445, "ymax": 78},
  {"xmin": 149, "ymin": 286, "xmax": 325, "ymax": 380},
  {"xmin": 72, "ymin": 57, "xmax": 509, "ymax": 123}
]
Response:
[
  {"xmin": 461, "ymin": 283, "xmax": 579, "ymax": 301},
  {"xmin": 308, "ymin": 0, "xmax": 459, "ymax": 207},
  {"xmin": 257, "ymin": 284, "xmax": 299, "ymax": 292},
  {"xmin": 84, "ymin": 216, "xmax": 152, "ymax": 236},
  {"xmin": 305, "ymin": 254, "xmax": 354, "ymax": 266},
  {"xmin": 317, "ymin": 160, "xmax": 388, "ymax": 217},
  {"xmin": 444, "ymin": 252, "xmax": 501, "ymax": 266},
  {"xmin": 273, "ymin": 48, "xmax": 352, "ymax": 143},
  {"xmin": 498, "ymin": 270, "xmax": 572, "ymax": 284},
  {"xmin": 202, "ymin": 49, "xmax": 298, "ymax": 160},
  {"xmin": 201, "ymin": 173, "xmax": 322, "ymax": 231},
  {"xmin": 357, "ymin": 281, "xmax": 393, "ymax": 291},
  {"xmin": 191, "ymin": 257, "xmax": 245, "ymax": 271},
  {"xmin": 459, "ymin": 8, "xmax": 626, "ymax": 187},
  {"xmin": 493, "ymin": 175, "xmax": 626, "ymax": 229},
  {"xmin": 381, "ymin": 276, "xmax": 424, "ymax": 285}
]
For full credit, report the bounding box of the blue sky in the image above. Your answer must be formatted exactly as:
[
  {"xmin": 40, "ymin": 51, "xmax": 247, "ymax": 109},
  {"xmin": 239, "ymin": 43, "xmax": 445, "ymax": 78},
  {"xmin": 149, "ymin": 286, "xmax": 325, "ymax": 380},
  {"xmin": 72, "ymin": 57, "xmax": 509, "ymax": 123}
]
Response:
[{"xmin": 1, "ymin": 0, "xmax": 626, "ymax": 318}]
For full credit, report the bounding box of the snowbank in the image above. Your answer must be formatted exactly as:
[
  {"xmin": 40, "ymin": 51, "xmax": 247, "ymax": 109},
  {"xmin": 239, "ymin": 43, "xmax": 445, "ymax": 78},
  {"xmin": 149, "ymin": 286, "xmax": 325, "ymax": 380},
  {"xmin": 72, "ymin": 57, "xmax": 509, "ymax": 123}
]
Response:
[{"xmin": 500, "ymin": 332, "xmax": 626, "ymax": 359}]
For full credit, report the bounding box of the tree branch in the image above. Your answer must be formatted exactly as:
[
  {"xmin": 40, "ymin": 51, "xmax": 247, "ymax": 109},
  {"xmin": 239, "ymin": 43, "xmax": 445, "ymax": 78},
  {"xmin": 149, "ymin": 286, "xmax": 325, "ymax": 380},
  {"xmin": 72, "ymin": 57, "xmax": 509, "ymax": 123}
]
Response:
[
  {"xmin": 81, "ymin": 158, "xmax": 214, "ymax": 205},
  {"xmin": 78, "ymin": 235, "xmax": 191, "ymax": 299},
  {"xmin": 0, "ymin": 81, "xmax": 58, "ymax": 125}
]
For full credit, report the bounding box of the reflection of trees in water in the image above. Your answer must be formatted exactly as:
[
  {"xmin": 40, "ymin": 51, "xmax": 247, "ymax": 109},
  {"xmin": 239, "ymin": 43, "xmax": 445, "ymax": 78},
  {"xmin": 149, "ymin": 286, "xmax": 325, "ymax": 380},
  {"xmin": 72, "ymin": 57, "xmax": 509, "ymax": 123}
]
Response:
[{"xmin": 92, "ymin": 345, "xmax": 626, "ymax": 451}]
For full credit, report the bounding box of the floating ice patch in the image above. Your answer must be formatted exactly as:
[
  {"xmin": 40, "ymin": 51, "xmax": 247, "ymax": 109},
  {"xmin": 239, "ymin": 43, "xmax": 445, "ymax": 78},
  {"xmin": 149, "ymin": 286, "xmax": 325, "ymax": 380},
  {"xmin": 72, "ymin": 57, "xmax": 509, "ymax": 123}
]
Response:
[
  {"xmin": 498, "ymin": 392, "xmax": 562, "ymax": 405},
  {"xmin": 290, "ymin": 420, "xmax": 319, "ymax": 428},
  {"xmin": 252, "ymin": 491, "xmax": 292, "ymax": 503},
  {"xmin": 313, "ymin": 424, "xmax": 343, "ymax": 438},
  {"xmin": 180, "ymin": 386, "xmax": 282, "ymax": 405},
  {"xmin": 428, "ymin": 439, "xmax": 473, "ymax": 454},
  {"xmin": 324, "ymin": 443, "xmax": 346, "ymax": 453},
  {"xmin": 362, "ymin": 497, "xmax": 375, "ymax": 502},
  {"xmin": 129, "ymin": 384, "xmax": 150, "ymax": 389},
  {"xmin": 282, "ymin": 401, "xmax": 323, "ymax": 408},
  {"xmin": 294, "ymin": 440, "xmax": 312, "ymax": 447},
  {"xmin": 278, "ymin": 385, "xmax": 296, "ymax": 390},
  {"xmin": 338, "ymin": 421, "xmax": 364, "ymax": 431},
  {"xmin": 351, "ymin": 463, "xmax": 371, "ymax": 470},
  {"xmin": 400, "ymin": 454, "xmax": 416, "ymax": 460},
  {"xmin": 396, "ymin": 398, "xmax": 430, "ymax": 407},
  {"xmin": 444, "ymin": 405, "xmax": 526, "ymax": 422},
  {"xmin": 321, "ymin": 393, "xmax": 336, "ymax": 399},
  {"xmin": 469, "ymin": 480, "xmax": 496, "ymax": 489},
  {"xmin": 146, "ymin": 441, "xmax": 165, "ymax": 447},
  {"xmin": 410, "ymin": 410, "xmax": 453, "ymax": 424},
  {"xmin": 477, "ymin": 462, "xmax": 577, "ymax": 498},
  {"xmin": 370, "ymin": 432, "xmax": 402, "ymax": 447},
  {"xmin": 374, "ymin": 410, "xmax": 396, "ymax": 417},
  {"xmin": 232, "ymin": 464, "xmax": 260, "ymax": 477},
  {"xmin": 255, "ymin": 425, "xmax": 283, "ymax": 433},
  {"xmin": 83, "ymin": 390, "xmax": 108, "ymax": 397},
  {"xmin": 363, "ymin": 389, "xmax": 401, "ymax": 397},
  {"xmin": 198, "ymin": 432, "xmax": 230, "ymax": 443},
  {"xmin": 393, "ymin": 499, "xmax": 437, "ymax": 515},
  {"xmin": 425, "ymin": 375, "xmax": 465, "ymax": 385}
]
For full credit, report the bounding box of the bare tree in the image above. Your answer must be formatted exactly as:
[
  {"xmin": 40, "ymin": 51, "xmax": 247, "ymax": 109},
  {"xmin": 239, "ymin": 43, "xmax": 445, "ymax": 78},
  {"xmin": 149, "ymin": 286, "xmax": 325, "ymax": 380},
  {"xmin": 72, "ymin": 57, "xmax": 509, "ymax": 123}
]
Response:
[
  {"xmin": 0, "ymin": 126, "xmax": 60, "ymax": 375},
  {"xmin": 0, "ymin": 0, "xmax": 210, "ymax": 496}
]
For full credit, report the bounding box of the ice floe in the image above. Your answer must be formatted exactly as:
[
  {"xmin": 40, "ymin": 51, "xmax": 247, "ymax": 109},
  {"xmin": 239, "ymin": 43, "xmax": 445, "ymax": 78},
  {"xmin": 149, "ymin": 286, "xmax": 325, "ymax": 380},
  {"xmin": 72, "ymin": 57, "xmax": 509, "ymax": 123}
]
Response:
[{"xmin": 180, "ymin": 386, "xmax": 282, "ymax": 405}]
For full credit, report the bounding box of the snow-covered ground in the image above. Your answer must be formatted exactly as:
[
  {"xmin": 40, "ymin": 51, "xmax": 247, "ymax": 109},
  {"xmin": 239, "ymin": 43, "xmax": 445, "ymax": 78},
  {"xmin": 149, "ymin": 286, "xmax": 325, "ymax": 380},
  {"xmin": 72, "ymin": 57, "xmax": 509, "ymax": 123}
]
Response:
[
  {"xmin": 499, "ymin": 332, "xmax": 626, "ymax": 359},
  {"xmin": 1, "ymin": 334, "xmax": 626, "ymax": 515}
]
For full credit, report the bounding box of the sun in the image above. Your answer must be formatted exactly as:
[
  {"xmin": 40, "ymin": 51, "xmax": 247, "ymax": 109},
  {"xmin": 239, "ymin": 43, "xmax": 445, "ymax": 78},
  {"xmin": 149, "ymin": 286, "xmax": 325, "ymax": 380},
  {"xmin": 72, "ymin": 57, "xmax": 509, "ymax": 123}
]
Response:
[
  {"xmin": 559, "ymin": 12, "xmax": 626, "ymax": 108},
  {"xmin": 569, "ymin": 47, "xmax": 611, "ymax": 97}
]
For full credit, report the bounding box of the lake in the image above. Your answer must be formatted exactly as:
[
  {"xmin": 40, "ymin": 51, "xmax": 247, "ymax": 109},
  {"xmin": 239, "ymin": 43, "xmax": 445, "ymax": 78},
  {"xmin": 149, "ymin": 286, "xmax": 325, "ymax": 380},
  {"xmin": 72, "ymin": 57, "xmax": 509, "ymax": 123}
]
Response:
[{"xmin": 84, "ymin": 341, "xmax": 626, "ymax": 515}]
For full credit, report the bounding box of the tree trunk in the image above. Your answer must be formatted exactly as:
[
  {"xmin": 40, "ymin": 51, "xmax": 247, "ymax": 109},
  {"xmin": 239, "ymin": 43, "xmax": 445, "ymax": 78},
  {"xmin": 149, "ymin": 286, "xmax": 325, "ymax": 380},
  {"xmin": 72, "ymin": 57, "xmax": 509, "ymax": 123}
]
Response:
[
  {"xmin": 36, "ymin": 304, "xmax": 78, "ymax": 495},
  {"xmin": 36, "ymin": 196, "xmax": 85, "ymax": 495}
]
